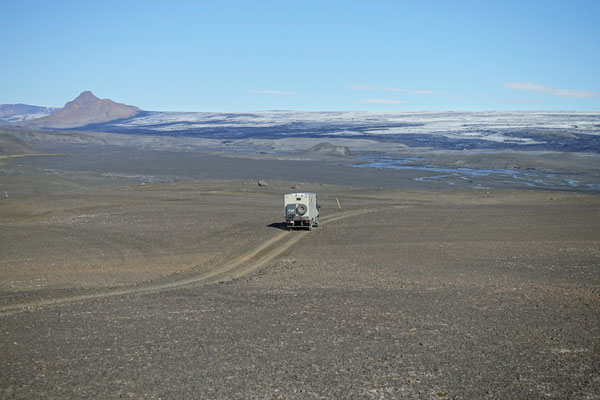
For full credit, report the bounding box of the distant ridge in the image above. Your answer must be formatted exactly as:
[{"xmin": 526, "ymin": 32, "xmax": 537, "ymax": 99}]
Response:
[
  {"xmin": 304, "ymin": 142, "xmax": 352, "ymax": 157},
  {"xmin": 27, "ymin": 91, "xmax": 141, "ymax": 129},
  {"xmin": 0, "ymin": 104, "xmax": 58, "ymax": 122}
]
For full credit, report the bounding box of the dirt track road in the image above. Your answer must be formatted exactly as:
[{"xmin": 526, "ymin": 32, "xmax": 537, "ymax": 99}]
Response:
[{"xmin": 0, "ymin": 207, "xmax": 385, "ymax": 316}]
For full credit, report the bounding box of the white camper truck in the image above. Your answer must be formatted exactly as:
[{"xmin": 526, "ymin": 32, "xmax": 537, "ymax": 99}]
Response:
[{"xmin": 284, "ymin": 193, "xmax": 320, "ymax": 230}]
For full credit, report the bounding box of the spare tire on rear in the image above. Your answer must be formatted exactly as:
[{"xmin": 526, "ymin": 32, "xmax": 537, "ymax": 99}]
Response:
[{"xmin": 296, "ymin": 204, "xmax": 307, "ymax": 215}]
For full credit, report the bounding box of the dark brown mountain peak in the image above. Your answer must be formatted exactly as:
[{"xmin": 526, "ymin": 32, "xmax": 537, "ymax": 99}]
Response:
[
  {"xmin": 26, "ymin": 91, "xmax": 141, "ymax": 129},
  {"xmin": 72, "ymin": 91, "xmax": 99, "ymax": 104}
]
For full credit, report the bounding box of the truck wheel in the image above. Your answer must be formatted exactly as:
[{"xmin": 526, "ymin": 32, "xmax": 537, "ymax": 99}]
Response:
[
  {"xmin": 296, "ymin": 204, "xmax": 307, "ymax": 215},
  {"xmin": 308, "ymin": 223, "xmax": 313, "ymax": 231},
  {"xmin": 314, "ymin": 218, "xmax": 319, "ymax": 227}
]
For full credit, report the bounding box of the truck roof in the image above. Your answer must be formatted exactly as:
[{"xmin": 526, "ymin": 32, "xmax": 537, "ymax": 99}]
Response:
[{"xmin": 285, "ymin": 192, "xmax": 315, "ymax": 196}]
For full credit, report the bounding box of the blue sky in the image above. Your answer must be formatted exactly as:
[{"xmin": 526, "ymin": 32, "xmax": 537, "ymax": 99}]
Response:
[{"xmin": 1, "ymin": 0, "xmax": 599, "ymax": 111}]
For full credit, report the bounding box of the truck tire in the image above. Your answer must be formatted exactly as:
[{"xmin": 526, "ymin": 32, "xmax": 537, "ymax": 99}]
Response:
[
  {"xmin": 308, "ymin": 223, "xmax": 313, "ymax": 231},
  {"xmin": 314, "ymin": 217, "xmax": 319, "ymax": 227},
  {"xmin": 296, "ymin": 204, "xmax": 307, "ymax": 215}
]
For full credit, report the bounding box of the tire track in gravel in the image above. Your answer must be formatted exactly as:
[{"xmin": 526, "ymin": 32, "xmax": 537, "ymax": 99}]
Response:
[{"xmin": 0, "ymin": 207, "xmax": 391, "ymax": 316}]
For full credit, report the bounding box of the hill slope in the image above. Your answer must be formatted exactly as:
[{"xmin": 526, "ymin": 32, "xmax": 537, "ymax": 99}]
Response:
[{"xmin": 0, "ymin": 131, "xmax": 34, "ymax": 155}]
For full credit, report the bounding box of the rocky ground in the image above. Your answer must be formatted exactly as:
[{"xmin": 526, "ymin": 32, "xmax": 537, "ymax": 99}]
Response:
[{"xmin": 0, "ymin": 150, "xmax": 599, "ymax": 399}]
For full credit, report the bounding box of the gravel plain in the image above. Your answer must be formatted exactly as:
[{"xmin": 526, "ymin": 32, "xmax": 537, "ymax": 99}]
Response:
[{"xmin": 1, "ymin": 150, "xmax": 599, "ymax": 399}]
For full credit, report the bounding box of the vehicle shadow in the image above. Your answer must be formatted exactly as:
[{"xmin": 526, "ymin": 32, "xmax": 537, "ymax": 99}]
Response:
[{"xmin": 267, "ymin": 222, "xmax": 288, "ymax": 231}]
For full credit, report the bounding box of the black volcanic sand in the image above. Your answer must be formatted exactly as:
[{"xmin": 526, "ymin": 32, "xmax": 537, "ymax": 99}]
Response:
[
  {"xmin": 1, "ymin": 152, "xmax": 599, "ymax": 399},
  {"xmin": 13, "ymin": 146, "xmax": 600, "ymax": 191},
  {"xmin": 13, "ymin": 147, "xmax": 445, "ymax": 189}
]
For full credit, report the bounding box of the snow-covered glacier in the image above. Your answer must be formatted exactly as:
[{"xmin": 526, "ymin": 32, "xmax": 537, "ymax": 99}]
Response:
[{"xmin": 82, "ymin": 110, "xmax": 600, "ymax": 152}]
